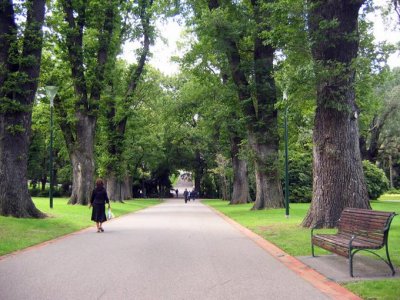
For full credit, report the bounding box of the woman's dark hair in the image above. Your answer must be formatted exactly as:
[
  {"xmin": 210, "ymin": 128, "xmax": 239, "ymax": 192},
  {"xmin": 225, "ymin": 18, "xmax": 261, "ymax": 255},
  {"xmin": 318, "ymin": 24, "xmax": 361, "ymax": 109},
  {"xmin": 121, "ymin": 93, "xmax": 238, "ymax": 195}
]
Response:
[{"xmin": 95, "ymin": 178, "xmax": 104, "ymax": 188}]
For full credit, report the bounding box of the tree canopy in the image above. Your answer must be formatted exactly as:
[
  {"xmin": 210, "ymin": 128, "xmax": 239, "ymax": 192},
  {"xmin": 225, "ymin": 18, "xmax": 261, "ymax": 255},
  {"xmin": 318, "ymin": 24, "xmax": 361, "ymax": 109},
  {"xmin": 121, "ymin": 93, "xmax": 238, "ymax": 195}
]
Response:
[{"xmin": 1, "ymin": 0, "xmax": 399, "ymax": 225}]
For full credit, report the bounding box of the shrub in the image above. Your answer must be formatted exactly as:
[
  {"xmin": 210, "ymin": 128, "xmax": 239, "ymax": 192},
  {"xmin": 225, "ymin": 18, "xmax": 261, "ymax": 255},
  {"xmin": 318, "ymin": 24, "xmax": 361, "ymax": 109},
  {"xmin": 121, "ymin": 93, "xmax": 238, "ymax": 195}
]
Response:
[
  {"xmin": 362, "ymin": 160, "xmax": 389, "ymax": 200},
  {"xmin": 284, "ymin": 151, "xmax": 313, "ymax": 203},
  {"xmin": 386, "ymin": 188, "xmax": 400, "ymax": 194},
  {"xmin": 29, "ymin": 187, "xmax": 64, "ymax": 198}
]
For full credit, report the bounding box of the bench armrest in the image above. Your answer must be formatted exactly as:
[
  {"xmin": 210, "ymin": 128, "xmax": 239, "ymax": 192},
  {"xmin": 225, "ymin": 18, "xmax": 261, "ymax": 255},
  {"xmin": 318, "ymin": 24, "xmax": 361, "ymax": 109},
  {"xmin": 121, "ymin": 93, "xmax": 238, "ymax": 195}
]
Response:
[
  {"xmin": 383, "ymin": 213, "xmax": 398, "ymax": 231},
  {"xmin": 349, "ymin": 234, "xmax": 358, "ymax": 250}
]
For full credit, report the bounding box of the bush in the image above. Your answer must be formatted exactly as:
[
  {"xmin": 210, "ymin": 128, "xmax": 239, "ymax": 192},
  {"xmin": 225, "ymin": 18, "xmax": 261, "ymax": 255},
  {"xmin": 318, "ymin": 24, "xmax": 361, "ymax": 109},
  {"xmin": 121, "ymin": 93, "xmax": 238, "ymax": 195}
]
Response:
[
  {"xmin": 29, "ymin": 188, "xmax": 40, "ymax": 197},
  {"xmin": 362, "ymin": 160, "xmax": 389, "ymax": 200},
  {"xmin": 386, "ymin": 188, "xmax": 400, "ymax": 194},
  {"xmin": 29, "ymin": 187, "xmax": 64, "ymax": 198},
  {"xmin": 284, "ymin": 152, "xmax": 313, "ymax": 203}
]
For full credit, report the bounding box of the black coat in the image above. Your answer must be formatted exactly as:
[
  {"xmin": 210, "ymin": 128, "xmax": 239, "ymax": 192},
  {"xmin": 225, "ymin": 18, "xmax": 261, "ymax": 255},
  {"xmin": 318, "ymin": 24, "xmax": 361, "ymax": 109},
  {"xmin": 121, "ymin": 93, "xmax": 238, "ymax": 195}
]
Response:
[
  {"xmin": 91, "ymin": 187, "xmax": 109, "ymax": 222},
  {"xmin": 91, "ymin": 187, "xmax": 110, "ymax": 205}
]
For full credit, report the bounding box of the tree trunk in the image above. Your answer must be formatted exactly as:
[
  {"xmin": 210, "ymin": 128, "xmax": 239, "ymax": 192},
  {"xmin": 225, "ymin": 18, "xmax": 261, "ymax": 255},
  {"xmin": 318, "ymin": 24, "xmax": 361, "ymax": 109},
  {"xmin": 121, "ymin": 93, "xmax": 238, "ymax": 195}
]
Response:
[
  {"xmin": 302, "ymin": 0, "xmax": 370, "ymax": 228},
  {"xmin": 0, "ymin": 113, "xmax": 45, "ymax": 218},
  {"xmin": 219, "ymin": 175, "xmax": 230, "ymax": 201},
  {"xmin": 122, "ymin": 176, "xmax": 133, "ymax": 199},
  {"xmin": 194, "ymin": 150, "xmax": 204, "ymax": 194},
  {"xmin": 194, "ymin": 172, "xmax": 202, "ymax": 195},
  {"xmin": 389, "ymin": 155, "xmax": 394, "ymax": 189},
  {"xmin": 40, "ymin": 178, "xmax": 47, "ymax": 191},
  {"xmin": 230, "ymin": 135, "xmax": 251, "ymax": 204},
  {"xmin": 106, "ymin": 174, "xmax": 119, "ymax": 201},
  {"xmin": 0, "ymin": 0, "xmax": 46, "ymax": 218},
  {"xmin": 106, "ymin": 174, "xmax": 132, "ymax": 201},
  {"xmin": 249, "ymin": 132, "xmax": 283, "ymax": 209},
  {"xmin": 68, "ymin": 113, "xmax": 96, "ymax": 205}
]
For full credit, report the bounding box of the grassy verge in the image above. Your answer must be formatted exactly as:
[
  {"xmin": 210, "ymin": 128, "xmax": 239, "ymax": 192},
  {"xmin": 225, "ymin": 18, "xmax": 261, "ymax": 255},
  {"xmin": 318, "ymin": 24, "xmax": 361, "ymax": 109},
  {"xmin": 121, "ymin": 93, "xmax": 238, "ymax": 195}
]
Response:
[
  {"xmin": 378, "ymin": 194, "xmax": 400, "ymax": 201},
  {"xmin": 0, "ymin": 197, "xmax": 160, "ymax": 256},
  {"xmin": 203, "ymin": 199, "xmax": 400, "ymax": 300}
]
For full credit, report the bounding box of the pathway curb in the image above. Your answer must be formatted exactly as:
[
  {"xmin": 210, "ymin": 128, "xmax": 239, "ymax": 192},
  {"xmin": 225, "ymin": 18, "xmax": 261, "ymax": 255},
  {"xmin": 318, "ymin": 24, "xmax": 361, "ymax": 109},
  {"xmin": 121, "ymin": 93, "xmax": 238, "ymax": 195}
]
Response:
[{"xmin": 207, "ymin": 204, "xmax": 361, "ymax": 300}]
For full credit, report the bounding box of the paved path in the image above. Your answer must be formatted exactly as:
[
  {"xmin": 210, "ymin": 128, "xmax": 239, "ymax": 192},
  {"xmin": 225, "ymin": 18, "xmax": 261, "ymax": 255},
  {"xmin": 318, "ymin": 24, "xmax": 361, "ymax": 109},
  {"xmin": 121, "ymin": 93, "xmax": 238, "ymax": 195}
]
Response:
[{"xmin": 0, "ymin": 199, "xmax": 348, "ymax": 300}]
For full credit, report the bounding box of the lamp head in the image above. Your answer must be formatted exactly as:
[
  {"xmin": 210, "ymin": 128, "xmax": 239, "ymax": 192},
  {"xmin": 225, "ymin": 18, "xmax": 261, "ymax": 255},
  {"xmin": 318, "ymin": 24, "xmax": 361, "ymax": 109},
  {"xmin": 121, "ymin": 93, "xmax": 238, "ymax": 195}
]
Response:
[{"xmin": 45, "ymin": 86, "xmax": 59, "ymax": 107}]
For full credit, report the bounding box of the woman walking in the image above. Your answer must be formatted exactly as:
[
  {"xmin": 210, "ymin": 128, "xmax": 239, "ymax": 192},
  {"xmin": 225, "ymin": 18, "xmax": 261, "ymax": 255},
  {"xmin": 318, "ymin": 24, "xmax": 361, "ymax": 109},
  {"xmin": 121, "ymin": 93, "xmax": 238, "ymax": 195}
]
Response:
[{"xmin": 89, "ymin": 178, "xmax": 110, "ymax": 232}]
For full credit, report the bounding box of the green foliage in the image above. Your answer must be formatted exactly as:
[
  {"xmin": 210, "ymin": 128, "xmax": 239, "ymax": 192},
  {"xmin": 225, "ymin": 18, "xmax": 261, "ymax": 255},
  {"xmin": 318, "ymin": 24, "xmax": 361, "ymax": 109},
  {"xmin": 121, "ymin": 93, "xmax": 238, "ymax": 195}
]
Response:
[
  {"xmin": 363, "ymin": 160, "xmax": 389, "ymax": 200},
  {"xmin": 385, "ymin": 189, "xmax": 400, "ymax": 195},
  {"xmin": 6, "ymin": 124, "xmax": 25, "ymax": 135},
  {"xmin": 378, "ymin": 193, "xmax": 400, "ymax": 201},
  {"xmin": 29, "ymin": 188, "xmax": 63, "ymax": 198},
  {"xmin": 285, "ymin": 151, "xmax": 313, "ymax": 203}
]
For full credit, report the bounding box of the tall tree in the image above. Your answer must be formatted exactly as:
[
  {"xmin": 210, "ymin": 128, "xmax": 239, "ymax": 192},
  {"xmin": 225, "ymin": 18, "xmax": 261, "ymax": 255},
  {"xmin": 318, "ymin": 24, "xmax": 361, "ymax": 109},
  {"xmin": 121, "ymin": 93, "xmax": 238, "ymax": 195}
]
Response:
[
  {"xmin": 104, "ymin": 0, "xmax": 154, "ymax": 201},
  {"xmin": 179, "ymin": 36, "xmax": 251, "ymax": 202},
  {"xmin": 302, "ymin": 0, "xmax": 370, "ymax": 228},
  {"xmin": 52, "ymin": 0, "xmax": 118, "ymax": 205},
  {"xmin": 206, "ymin": 0, "xmax": 283, "ymax": 209},
  {"xmin": 0, "ymin": 0, "xmax": 46, "ymax": 217}
]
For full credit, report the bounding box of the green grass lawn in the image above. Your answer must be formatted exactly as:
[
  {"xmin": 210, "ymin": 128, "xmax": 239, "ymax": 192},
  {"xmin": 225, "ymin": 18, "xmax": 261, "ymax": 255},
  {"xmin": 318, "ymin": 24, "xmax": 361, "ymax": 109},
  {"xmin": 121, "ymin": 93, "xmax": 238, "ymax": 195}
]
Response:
[
  {"xmin": 0, "ymin": 197, "xmax": 160, "ymax": 256},
  {"xmin": 203, "ymin": 199, "xmax": 400, "ymax": 300}
]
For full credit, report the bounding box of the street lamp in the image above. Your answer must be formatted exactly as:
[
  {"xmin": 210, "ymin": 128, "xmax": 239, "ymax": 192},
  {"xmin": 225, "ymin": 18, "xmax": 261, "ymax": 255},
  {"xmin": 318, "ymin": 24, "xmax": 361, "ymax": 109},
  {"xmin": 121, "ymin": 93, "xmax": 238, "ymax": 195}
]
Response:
[
  {"xmin": 283, "ymin": 91, "xmax": 290, "ymax": 218},
  {"xmin": 45, "ymin": 86, "xmax": 59, "ymax": 209}
]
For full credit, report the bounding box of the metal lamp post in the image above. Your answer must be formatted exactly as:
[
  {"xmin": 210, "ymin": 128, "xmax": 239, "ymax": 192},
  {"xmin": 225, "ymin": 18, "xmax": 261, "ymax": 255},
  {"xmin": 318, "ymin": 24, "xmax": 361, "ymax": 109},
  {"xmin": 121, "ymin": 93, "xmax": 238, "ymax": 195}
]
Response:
[
  {"xmin": 283, "ymin": 91, "xmax": 290, "ymax": 218},
  {"xmin": 45, "ymin": 86, "xmax": 59, "ymax": 209}
]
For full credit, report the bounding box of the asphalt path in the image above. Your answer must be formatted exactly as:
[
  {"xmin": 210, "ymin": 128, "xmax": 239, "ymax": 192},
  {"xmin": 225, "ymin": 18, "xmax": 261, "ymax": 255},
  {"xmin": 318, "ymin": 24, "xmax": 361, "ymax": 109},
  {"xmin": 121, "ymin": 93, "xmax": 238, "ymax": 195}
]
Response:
[{"xmin": 0, "ymin": 199, "xmax": 330, "ymax": 300}]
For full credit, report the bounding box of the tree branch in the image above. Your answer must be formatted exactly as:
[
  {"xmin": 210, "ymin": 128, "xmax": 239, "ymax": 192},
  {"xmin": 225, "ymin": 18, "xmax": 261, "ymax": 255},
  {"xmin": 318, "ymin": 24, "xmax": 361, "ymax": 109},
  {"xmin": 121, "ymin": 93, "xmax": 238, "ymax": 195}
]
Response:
[
  {"xmin": 61, "ymin": 0, "xmax": 88, "ymax": 110},
  {"xmin": 54, "ymin": 94, "xmax": 75, "ymax": 153},
  {"xmin": 20, "ymin": 0, "xmax": 46, "ymax": 104},
  {"xmin": 90, "ymin": 1, "xmax": 116, "ymax": 105},
  {"xmin": 0, "ymin": 0, "xmax": 18, "ymax": 89}
]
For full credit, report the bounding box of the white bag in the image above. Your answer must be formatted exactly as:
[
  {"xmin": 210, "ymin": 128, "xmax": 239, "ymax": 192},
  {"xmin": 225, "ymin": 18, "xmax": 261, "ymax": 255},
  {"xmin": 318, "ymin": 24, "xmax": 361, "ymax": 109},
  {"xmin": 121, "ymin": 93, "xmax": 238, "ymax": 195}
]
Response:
[{"xmin": 107, "ymin": 208, "xmax": 114, "ymax": 220}]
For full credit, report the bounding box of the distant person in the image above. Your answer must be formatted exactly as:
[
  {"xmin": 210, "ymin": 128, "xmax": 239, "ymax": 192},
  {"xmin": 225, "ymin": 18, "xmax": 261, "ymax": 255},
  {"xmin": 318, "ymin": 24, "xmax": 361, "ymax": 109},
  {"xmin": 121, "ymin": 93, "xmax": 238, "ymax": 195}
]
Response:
[
  {"xmin": 183, "ymin": 188, "xmax": 189, "ymax": 203},
  {"xmin": 175, "ymin": 189, "xmax": 178, "ymax": 198},
  {"xmin": 89, "ymin": 178, "xmax": 110, "ymax": 233},
  {"xmin": 191, "ymin": 190, "xmax": 196, "ymax": 201}
]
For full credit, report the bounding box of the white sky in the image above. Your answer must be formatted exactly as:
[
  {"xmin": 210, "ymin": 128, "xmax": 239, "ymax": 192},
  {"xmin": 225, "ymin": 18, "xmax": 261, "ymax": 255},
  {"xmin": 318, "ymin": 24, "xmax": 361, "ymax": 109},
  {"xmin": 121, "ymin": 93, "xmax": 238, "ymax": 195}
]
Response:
[
  {"xmin": 121, "ymin": 4, "xmax": 400, "ymax": 75},
  {"xmin": 367, "ymin": 0, "xmax": 400, "ymax": 68},
  {"xmin": 121, "ymin": 19, "xmax": 182, "ymax": 75}
]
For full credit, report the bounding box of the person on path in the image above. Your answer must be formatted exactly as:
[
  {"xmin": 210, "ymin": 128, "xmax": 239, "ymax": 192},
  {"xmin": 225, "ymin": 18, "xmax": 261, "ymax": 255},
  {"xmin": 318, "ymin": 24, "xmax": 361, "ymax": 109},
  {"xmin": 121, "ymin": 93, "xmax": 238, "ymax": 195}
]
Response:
[
  {"xmin": 175, "ymin": 189, "xmax": 178, "ymax": 198},
  {"xmin": 183, "ymin": 188, "xmax": 189, "ymax": 203},
  {"xmin": 191, "ymin": 190, "xmax": 196, "ymax": 201},
  {"xmin": 89, "ymin": 178, "xmax": 110, "ymax": 233}
]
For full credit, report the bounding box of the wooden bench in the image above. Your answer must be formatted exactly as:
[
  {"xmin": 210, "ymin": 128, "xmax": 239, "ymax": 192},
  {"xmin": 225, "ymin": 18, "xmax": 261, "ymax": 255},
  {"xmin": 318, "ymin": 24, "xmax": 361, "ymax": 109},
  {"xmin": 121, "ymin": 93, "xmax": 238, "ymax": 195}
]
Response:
[{"xmin": 311, "ymin": 208, "xmax": 397, "ymax": 277}]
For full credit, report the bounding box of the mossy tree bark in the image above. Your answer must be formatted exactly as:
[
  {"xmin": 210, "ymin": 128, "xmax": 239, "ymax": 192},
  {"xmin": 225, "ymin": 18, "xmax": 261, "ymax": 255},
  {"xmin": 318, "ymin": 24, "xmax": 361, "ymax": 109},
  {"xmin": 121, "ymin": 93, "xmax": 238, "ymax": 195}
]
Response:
[
  {"xmin": 0, "ymin": 0, "xmax": 46, "ymax": 218},
  {"xmin": 302, "ymin": 0, "xmax": 370, "ymax": 228},
  {"xmin": 56, "ymin": 0, "xmax": 117, "ymax": 205}
]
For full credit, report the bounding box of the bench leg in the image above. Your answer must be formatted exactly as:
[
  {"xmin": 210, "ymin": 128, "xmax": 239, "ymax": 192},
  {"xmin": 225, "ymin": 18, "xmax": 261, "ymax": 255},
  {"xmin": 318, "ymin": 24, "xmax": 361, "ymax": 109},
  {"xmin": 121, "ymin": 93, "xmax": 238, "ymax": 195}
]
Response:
[
  {"xmin": 349, "ymin": 251, "xmax": 355, "ymax": 277},
  {"xmin": 311, "ymin": 231, "xmax": 315, "ymax": 257},
  {"xmin": 385, "ymin": 244, "xmax": 396, "ymax": 276}
]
